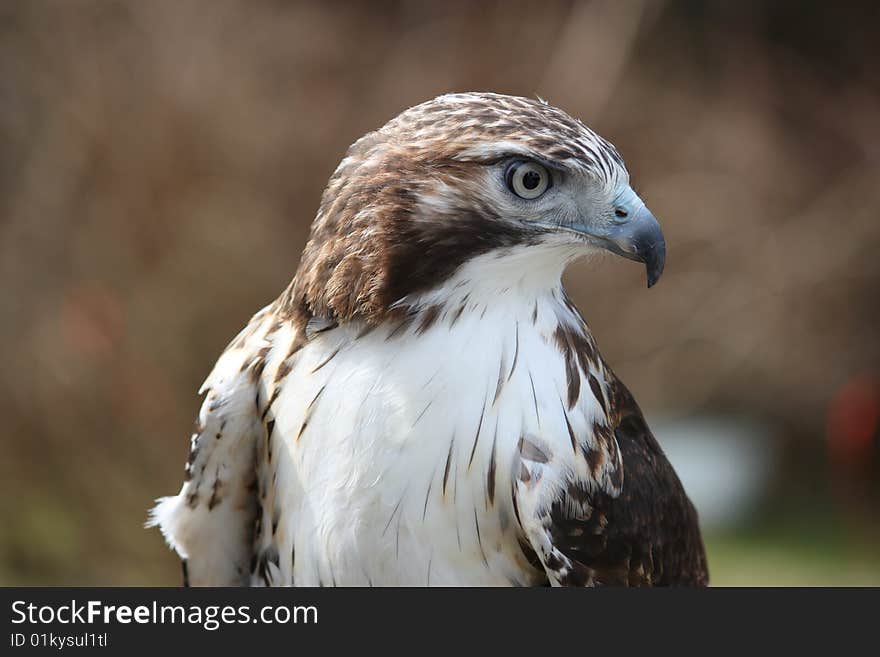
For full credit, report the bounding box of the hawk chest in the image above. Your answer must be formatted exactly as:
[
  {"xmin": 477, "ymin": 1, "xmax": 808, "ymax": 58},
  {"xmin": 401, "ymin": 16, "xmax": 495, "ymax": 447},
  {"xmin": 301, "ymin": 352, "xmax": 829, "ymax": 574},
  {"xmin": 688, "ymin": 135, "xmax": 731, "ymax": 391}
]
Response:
[{"xmin": 255, "ymin": 297, "xmax": 608, "ymax": 586}]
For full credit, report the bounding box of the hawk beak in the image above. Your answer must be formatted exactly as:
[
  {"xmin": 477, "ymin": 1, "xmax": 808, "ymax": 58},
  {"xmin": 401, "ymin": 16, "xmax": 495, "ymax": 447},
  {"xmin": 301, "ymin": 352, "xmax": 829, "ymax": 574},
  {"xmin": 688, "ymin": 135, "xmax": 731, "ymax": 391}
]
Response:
[
  {"xmin": 569, "ymin": 188, "xmax": 666, "ymax": 288},
  {"xmin": 596, "ymin": 205, "xmax": 666, "ymax": 288}
]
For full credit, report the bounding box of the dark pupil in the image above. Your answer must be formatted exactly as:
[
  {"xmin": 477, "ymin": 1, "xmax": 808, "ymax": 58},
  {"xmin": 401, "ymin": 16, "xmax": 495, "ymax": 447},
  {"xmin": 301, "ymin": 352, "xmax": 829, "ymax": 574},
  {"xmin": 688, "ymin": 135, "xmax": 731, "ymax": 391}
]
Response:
[{"xmin": 521, "ymin": 170, "xmax": 541, "ymax": 190}]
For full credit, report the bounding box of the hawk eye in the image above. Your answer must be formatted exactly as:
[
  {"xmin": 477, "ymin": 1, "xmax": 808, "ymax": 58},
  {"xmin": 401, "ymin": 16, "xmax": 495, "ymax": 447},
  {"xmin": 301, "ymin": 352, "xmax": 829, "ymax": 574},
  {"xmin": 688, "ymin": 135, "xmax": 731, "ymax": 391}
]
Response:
[{"xmin": 506, "ymin": 161, "xmax": 551, "ymax": 200}]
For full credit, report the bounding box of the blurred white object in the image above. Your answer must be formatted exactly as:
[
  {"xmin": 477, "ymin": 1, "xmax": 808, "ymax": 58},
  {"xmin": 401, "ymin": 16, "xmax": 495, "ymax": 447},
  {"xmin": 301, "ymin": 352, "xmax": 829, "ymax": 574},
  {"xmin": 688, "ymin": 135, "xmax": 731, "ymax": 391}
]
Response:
[{"xmin": 651, "ymin": 415, "xmax": 777, "ymax": 530}]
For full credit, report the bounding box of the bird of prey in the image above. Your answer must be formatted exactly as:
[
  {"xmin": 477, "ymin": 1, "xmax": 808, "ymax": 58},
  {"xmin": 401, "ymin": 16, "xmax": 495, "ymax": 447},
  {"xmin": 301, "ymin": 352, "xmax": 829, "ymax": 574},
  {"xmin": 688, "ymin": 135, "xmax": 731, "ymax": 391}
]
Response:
[{"xmin": 150, "ymin": 92, "xmax": 708, "ymax": 586}]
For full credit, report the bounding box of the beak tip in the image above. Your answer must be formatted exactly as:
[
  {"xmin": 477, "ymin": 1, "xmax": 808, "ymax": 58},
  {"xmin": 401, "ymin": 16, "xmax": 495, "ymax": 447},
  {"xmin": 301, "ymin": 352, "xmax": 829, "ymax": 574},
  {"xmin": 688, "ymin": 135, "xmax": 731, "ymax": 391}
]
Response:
[{"xmin": 645, "ymin": 245, "xmax": 665, "ymax": 289}]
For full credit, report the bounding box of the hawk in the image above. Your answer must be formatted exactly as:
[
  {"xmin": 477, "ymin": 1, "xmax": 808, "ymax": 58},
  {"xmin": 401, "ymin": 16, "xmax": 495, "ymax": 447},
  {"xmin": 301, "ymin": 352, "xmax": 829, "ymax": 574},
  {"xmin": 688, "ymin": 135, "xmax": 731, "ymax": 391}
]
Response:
[{"xmin": 151, "ymin": 92, "xmax": 708, "ymax": 586}]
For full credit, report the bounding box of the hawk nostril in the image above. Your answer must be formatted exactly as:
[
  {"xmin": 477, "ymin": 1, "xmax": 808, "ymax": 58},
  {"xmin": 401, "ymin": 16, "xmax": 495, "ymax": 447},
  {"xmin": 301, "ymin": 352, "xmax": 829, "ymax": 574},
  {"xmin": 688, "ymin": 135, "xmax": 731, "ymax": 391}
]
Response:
[{"xmin": 615, "ymin": 208, "xmax": 628, "ymax": 218}]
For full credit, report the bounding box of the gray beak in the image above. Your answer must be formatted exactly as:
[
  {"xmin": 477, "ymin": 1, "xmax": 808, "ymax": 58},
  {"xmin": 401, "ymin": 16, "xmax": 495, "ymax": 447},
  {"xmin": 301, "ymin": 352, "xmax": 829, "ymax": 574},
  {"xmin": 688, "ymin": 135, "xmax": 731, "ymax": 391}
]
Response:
[
  {"xmin": 568, "ymin": 187, "xmax": 666, "ymax": 288},
  {"xmin": 598, "ymin": 205, "xmax": 666, "ymax": 288}
]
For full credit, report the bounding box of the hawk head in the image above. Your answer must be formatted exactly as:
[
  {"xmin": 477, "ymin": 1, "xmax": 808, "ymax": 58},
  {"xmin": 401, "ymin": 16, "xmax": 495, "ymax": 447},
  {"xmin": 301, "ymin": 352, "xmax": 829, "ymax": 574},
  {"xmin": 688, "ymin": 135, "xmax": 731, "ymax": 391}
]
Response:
[{"xmin": 287, "ymin": 92, "xmax": 665, "ymax": 325}]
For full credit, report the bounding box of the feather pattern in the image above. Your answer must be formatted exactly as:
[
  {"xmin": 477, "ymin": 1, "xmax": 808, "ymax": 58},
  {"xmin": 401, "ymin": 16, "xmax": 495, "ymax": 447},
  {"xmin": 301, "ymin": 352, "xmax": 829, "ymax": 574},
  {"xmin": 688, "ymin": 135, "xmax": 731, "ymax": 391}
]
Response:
[{"xmin": 149, "ymin": 306, "xmax": 278, "ymax": 586}]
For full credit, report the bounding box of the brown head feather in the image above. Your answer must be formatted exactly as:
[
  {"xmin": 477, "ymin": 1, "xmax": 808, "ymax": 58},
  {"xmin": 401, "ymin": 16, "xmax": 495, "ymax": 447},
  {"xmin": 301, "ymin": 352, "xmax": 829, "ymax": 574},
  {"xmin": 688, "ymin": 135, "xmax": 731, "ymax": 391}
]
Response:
[{"xmin": 280, "ymin": 92, "xmax": 626, "ymax": 329}]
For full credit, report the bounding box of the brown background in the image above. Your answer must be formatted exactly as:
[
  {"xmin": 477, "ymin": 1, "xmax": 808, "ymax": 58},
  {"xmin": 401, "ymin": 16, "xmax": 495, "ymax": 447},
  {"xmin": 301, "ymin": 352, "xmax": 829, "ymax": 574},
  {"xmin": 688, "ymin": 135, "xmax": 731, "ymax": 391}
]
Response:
[{"xmin": 1, "ymin": 0, "xmax": 878, "ymax": 585}]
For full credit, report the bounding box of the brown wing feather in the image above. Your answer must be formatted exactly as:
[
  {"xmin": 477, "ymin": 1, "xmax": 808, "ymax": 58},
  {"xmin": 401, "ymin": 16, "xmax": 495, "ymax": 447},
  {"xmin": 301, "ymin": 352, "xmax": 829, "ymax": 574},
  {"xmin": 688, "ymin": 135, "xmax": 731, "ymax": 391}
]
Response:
[{"xmin": 545, "ymin": 374, "xmax": 709, "ymax": 586}]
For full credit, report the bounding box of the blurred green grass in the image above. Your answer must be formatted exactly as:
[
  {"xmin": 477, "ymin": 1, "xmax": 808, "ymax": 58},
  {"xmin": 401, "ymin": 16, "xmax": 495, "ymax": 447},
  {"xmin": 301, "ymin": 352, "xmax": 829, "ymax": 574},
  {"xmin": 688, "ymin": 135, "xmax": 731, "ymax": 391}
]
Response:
[{"xmin": 705, "ymin": 522, "xmax": 880, "ymax": 586}]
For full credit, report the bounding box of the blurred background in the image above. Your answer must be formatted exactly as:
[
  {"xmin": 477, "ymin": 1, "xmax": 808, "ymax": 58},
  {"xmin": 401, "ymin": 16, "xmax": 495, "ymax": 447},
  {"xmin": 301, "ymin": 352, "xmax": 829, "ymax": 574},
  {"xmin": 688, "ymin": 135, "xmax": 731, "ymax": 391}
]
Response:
[{"xmin": 1, "ymin": 0, "xmax": 878, "ymax": 586}]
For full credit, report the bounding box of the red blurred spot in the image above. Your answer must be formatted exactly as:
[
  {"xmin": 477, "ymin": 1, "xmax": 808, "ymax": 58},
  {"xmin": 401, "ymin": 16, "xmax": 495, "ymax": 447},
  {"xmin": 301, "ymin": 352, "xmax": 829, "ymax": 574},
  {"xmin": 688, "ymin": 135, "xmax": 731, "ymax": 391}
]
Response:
[
  {"xmin": 827, "ymin": 373, "xmax": 880, "ymax": 468},
  {"xmin": 59, "ymin": 281, "xmax": 125, "ymax": 360},
  {"xmin": 111, "ymin": 354, "xmax": 177, "ymax": 428}
]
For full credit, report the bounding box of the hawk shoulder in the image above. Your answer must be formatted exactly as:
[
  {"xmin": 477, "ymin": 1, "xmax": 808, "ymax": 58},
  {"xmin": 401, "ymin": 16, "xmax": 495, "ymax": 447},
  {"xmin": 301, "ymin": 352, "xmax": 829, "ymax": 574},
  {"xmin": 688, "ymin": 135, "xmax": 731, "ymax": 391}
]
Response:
[
  {"xmin": 515, "ymin": 365, "xmax": 709, "ymax": 587},
  {"xmin": 149, "ymin": 305, "xmax": 282, "ymax": 585}
]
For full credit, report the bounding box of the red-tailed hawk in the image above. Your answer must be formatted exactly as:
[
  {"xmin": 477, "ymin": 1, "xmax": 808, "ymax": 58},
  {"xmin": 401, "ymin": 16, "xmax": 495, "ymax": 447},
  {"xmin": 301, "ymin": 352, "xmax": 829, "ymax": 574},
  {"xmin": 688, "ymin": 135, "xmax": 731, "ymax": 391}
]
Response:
[{"xmin": 151, "ymin": 92, "xmax": 708, "ymax": 586}]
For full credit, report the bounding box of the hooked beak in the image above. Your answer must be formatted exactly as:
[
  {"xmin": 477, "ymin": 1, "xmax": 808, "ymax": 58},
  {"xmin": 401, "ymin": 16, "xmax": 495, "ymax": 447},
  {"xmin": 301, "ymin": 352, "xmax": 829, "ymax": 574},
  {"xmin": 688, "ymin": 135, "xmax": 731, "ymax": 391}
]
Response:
[{"xmin": 568, "ymin": 187, "xmax": 666, "ymax": 288}]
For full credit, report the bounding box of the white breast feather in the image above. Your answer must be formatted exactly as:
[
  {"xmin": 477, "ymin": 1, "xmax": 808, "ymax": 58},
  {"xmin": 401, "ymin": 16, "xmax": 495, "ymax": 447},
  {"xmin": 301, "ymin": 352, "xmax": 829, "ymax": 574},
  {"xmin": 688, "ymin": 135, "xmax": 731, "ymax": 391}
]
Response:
[{"xmin": 261, "ymin": 259, "xmax": 610, "ymax": 586}]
